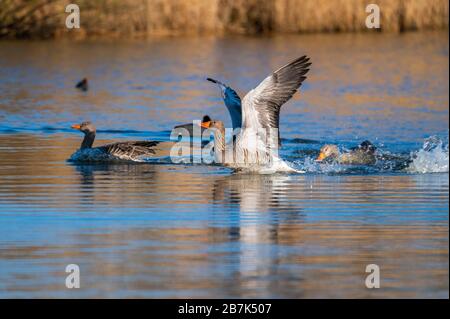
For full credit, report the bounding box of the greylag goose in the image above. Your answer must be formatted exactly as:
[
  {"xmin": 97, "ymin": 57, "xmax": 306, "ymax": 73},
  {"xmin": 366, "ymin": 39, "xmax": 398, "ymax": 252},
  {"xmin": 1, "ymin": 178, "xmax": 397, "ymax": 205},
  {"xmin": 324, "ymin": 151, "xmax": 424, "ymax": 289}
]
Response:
[
  {"xmin": 202, "ymin": 56, "xmax": 311, "ymax": 173},
  {"xmin": 316, "ymin": 141, "xmax": 377, "ymax": 165},
  {"xmin": 70, "ymin": 121, "xmax": 172, "ymax": 162}
]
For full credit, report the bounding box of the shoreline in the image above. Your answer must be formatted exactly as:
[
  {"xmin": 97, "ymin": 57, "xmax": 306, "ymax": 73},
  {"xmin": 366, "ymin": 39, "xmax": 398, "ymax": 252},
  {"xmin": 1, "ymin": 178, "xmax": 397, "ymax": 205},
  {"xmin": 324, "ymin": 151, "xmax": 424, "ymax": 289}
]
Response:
[{"xmin": 0, "ymin": 29, "xmax": 448, "ymax": 43}]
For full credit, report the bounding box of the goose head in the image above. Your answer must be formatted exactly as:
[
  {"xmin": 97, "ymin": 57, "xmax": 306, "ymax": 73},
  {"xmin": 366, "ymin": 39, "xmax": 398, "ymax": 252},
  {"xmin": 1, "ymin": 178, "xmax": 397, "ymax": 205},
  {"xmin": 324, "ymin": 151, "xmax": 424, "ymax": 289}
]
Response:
[
  {"xmin": 316, "ymin": 144, "xmax": 340, "ymax": 162},
  {"xmin": 201, "ymin": 119, "xmax": 224, "ymax": 131},
  {"xmin": 71, "ymin": 121, "xmax": 96, "ymax": 135}
]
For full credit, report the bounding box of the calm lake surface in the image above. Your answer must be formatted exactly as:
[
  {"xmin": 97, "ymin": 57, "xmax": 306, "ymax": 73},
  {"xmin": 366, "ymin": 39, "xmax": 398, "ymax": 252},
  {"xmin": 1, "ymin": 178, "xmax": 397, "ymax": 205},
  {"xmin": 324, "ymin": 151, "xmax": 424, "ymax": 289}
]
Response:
[{"xmin": 0, "ymin": 31, "xmax": 448, "ymax": 298}]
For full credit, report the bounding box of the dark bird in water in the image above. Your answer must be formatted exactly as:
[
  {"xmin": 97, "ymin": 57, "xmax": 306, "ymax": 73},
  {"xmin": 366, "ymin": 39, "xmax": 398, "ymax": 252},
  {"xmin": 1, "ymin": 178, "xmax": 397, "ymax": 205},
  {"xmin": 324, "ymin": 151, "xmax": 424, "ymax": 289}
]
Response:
[
  {"xmin": 316, "ymin": 140, "xmax": 377, "ymax": 165},
  {"xmin": 70, "ymin": 121, "xmax": 173, "ymax": 162},
  {"xmin": 75, "ymin": 78, "xmax": 88, "ymax": 92},
  {"xmin": 173, "ymin": 115, "xmax": 212, "ymax": 136}
]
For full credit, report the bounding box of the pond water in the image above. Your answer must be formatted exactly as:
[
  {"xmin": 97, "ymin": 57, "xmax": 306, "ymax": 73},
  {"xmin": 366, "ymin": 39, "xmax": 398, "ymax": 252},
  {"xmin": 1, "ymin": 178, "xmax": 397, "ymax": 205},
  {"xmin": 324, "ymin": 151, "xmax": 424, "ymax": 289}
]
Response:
[{"xmin": 0, "ymin": 31, "xmax": 448, "ymax": 298}]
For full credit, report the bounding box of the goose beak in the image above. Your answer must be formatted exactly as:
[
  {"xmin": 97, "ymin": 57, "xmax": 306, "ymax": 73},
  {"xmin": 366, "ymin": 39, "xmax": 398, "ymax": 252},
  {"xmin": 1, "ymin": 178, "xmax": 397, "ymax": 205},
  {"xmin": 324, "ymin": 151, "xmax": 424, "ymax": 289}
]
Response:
[
  {"xmin": 71, "ymin": 124, "xmax": 81, "ymax": 130},
  {"xmin": 316, "ymin": 152, "xmax": 326, "ymax": 162},
  {"xmin": 201, "ymin": 121, "xmax": 211, "ymax": 129}
]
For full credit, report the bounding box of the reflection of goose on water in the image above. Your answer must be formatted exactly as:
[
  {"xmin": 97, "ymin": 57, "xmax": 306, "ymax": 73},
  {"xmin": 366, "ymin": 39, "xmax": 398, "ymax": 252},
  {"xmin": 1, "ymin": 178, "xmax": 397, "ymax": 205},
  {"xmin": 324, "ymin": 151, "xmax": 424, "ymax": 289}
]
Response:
[
  {"xmin": 69, "ymin": 121, "xmax": 174, "ymax": 162},
  {"xmin": 212, "ymin": 173, "xmax": 303, "ymax": 215},
  {"xmin": 202, "ymin": 56, "xmax": 311, "ymax": 173}
]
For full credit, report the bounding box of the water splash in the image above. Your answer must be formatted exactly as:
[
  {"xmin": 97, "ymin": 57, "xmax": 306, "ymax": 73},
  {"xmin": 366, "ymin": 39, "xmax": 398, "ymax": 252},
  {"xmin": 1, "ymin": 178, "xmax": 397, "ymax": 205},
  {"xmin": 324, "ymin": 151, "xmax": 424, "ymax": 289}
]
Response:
[
  {"xmin": 407, "ymin": 136, "xmax": 449, "ymax": 173},
  {"xmin": 292, "ymin": 137, "xmax": 449, "ymax": 175},
  {"xmin": 66, "ymin": 136, "xmax": 449, "ymax": 175},
  {"xmin": 294, "ymin": 156, "xmax": 349, "ymax": 174}
]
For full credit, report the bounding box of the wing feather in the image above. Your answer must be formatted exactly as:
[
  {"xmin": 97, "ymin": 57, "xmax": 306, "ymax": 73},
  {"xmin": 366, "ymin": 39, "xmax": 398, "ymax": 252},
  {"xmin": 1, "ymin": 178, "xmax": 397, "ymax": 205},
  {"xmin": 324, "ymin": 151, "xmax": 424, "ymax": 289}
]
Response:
[
  {"xmin": 99, "ymin": 141, "xmax": 161, "ymax": 159},
  {"xmin": 242, "ymin": 55, "xmax": 311, "ymax": 132}
]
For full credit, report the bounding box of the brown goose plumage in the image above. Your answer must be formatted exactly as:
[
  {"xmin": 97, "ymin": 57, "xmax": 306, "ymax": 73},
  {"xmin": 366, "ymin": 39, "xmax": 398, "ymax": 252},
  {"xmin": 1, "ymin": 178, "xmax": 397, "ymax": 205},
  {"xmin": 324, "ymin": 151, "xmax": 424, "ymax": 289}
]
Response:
[
  {"xmin": 70, "ymin": 121, "xmax": 173, "ymax": 161},
  {"xmin": 316, "ymin": 141, "xmax": 377, "ymax": 165}
]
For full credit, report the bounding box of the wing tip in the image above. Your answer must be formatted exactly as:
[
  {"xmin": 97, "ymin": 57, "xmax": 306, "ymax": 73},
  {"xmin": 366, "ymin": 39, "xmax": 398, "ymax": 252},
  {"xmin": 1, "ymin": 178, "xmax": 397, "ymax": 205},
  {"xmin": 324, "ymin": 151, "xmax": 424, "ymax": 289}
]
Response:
[{"xmin": 275, "ymin": 55, "xmax": 312, "ymax": 74}]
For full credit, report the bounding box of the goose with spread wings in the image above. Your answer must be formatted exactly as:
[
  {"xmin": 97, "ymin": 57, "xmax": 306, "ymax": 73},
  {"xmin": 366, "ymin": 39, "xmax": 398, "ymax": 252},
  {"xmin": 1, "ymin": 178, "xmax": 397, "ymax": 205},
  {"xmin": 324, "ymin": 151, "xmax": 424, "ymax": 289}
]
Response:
[{"xmin": 202, "ymin": 56, "xmax": 311, "ymax": 173}]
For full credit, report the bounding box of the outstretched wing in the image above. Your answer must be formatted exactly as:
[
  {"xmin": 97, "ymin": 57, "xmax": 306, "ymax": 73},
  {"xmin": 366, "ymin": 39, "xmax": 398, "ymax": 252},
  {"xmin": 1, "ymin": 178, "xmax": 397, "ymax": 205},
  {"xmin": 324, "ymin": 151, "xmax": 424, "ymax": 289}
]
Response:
[
  {"xmin": 207, "ymin": 77, "xmax": 242, "ymax": 109},
  {"xmin": 223, "ymin": 86, "xmax": 242, "ymax": 110},
  {"xmin": 99, "ymin": 141, "xmax": 162, "ymax": 159},
  {"xmin": 241, "ymin": 56, "xmax": 311, "ymax": 134},
  {"xmin": 207, "ymin": 77, "xmax": 242, "ymax": 130}
]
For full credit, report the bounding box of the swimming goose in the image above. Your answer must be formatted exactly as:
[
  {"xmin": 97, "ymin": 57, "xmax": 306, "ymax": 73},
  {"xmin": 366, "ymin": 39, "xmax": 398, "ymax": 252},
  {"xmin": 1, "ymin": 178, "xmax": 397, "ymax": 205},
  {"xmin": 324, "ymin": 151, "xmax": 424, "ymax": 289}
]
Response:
[
  {"xmin": 202, "ymin": 56, "xmax": 311, "ymax": 173},
  {"xmin": 316, "ymin": 140, "xmax": 377, "ymax": 165},
  {"xmin": 70, "ymin": 121, "xmax": 172, "ymax": 162}
]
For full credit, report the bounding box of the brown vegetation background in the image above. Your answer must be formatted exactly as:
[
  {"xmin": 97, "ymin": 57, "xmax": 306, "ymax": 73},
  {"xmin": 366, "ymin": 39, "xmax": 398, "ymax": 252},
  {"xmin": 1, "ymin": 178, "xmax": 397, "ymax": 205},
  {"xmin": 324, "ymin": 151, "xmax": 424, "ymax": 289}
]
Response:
[{"xmin": 0, "ymin": 0, "xmax": 449, "ymax": 39}]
